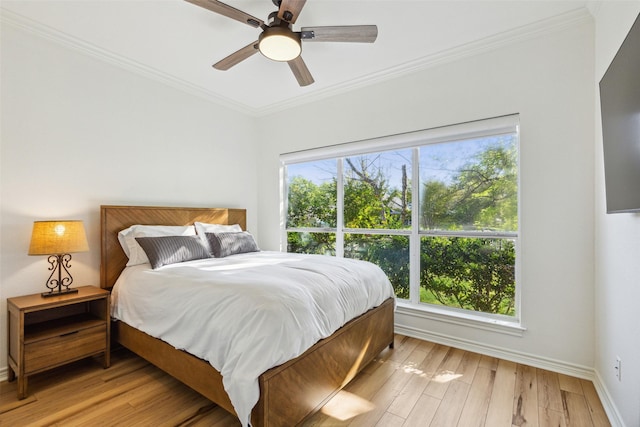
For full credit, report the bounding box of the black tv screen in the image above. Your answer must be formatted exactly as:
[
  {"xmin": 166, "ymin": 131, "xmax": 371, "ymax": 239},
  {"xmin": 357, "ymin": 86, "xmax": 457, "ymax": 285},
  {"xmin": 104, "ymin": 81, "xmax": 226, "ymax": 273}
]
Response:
[{"xmin": 599, "ymin": 12, "xmax": 640, "ymax": 213}]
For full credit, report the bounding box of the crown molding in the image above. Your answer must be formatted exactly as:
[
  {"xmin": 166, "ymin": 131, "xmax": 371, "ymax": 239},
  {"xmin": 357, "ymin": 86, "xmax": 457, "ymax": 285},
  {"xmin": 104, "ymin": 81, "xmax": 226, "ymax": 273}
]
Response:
[
  {"xmin": 1, "ymin": 6, "xmax": 592, "ymax": 118},
  {"xmin": 256, "ymin": 7, "xmax": 593, "ymax": 116},
  {"xmin": 0, "ymin": 7, "xmax": 256, "ymax": 115}
]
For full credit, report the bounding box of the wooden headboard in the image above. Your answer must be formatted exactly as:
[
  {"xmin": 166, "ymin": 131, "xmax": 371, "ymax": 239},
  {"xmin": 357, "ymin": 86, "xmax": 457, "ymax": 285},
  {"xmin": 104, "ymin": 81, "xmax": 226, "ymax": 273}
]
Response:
[{"xmin": 100, "ymin": 205, "xmax": 247, "ymax": 289}]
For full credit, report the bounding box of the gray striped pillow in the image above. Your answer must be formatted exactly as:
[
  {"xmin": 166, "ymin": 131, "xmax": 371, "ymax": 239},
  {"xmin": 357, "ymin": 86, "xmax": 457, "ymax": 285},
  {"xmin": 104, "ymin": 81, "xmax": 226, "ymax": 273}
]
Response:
[
  {"xmin": 205, "ymin": 231, "xmax": 260, "ymax": 258},
  {"xmin": 135, "ymin": 235, "xmax": 211, "ymax": 269}
]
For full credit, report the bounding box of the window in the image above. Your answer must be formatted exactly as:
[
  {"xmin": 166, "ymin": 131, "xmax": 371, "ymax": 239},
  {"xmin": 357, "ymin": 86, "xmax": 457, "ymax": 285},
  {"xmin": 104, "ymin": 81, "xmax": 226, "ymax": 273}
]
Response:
[{"xmin": 281, "ymin": 115, "xmax": 519, "ymax": 323}]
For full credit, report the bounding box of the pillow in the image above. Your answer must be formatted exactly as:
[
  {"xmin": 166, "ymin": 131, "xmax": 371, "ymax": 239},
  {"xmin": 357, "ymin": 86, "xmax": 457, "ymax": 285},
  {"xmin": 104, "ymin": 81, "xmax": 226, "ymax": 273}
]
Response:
[
  {"xmin": 117, "ymin": 227, "xmax": 134, "ymax": 259},
  {"xmin": 134, "ymin": 235, "xmax": 211, "ymax": 269},
  {"xmin": 195, "ymin": 222, "xmax": 243, "ymax": 252},
  {"xmin": 194, "ymin": 222, "xmax": 242, "ymax": 237},
  {"xmin": 119, "ymin": 225, "xmax": 196, "ymax": 266},
  {"xmin": 205, "ymin": 231, "xmax": 260, "ymax": 258}
]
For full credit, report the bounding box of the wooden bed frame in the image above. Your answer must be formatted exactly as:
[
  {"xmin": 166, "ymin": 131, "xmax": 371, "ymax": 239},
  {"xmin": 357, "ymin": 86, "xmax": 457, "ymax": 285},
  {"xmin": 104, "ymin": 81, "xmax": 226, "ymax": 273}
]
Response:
[{"xmin": 100, "ymin": 205, "xmax": 395, "ymax": 427}]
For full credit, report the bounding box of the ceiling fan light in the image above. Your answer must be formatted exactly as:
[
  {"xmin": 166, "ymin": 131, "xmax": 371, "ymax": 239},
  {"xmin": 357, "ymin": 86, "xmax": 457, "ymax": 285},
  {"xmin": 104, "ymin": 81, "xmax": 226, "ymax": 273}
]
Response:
[{"xmin": 259, "ymin": 27, "xmax": 301, "ymax": 62}]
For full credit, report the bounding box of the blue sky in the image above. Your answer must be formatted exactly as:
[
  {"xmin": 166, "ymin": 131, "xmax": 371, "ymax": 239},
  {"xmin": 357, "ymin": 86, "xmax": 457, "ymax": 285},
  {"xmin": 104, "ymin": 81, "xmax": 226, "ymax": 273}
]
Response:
[{"xmin": 287, "ymin": 134, "xmax": 517, "ymax": 190}]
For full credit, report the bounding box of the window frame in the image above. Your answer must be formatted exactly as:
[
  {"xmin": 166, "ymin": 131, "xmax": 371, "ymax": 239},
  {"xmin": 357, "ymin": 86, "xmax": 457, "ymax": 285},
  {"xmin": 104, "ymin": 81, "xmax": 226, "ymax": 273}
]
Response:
[{"xmin": 280, "ymin": 115, "xmax": 522, "ymax": 331}]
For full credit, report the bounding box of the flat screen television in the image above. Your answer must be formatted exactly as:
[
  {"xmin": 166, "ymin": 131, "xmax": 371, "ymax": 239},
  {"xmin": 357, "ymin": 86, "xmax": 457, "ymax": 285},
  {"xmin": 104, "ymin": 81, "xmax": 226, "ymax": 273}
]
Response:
[{"xmin": 599, "ymin": 11, "xmax": 640, "ymax": 213}]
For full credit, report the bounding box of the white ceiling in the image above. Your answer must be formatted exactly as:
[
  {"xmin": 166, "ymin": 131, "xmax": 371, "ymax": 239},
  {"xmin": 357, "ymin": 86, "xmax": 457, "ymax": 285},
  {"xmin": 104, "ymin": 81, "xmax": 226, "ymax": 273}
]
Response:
[{"xmin": 1, "ymin": 0, "xmax": 591, "ymax": 115}]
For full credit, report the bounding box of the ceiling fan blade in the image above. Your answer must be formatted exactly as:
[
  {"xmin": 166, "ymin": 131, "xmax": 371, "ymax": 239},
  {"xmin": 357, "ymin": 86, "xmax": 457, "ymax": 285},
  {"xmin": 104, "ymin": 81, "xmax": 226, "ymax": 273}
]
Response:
[
  {"xmin": 185, "ymin": 0, "xmax": 264, "ymax": 28},
  {"xmin": 300, "ymin": 25, "xmax": 378, "ymax": 43},
  {"xmin": 277, "ymin": 0, "xmax": 307, "ymax": 24},
  {"xmin": 213, "ymin": 41, "xmax": 259, "ymax": 70},
  {"xmin": 288, "ymin": 56, "xmax": 314, "ymax": 86}
]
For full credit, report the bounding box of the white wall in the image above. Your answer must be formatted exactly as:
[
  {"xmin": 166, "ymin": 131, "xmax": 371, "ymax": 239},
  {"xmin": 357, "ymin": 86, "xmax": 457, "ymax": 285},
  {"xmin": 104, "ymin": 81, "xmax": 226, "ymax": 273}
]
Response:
[
  {"xmin": 593, "ymin": 2, "xmax": 640, "ymax": 427},
  {"xmin": 0, "ymin": 24, "xmax": 259, "ymax": 371},
  {"xmin": 256, "ymin": 18, "xmax": 596, "ymax": 372}
]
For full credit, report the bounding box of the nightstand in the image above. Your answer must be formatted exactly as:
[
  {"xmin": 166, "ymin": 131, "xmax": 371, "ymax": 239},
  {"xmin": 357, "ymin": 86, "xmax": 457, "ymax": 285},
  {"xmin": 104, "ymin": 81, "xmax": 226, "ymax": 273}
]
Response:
[{"xmin": 7, "ymin": 286, "xmax": 110, "ymax": 399}]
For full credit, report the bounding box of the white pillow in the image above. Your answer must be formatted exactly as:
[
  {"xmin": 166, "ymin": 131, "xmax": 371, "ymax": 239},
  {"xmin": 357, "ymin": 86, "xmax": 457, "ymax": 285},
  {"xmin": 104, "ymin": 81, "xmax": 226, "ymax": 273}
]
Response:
[
  {"xmin": 194, "ymin": 222, "xmax": 243, "ymax": 254},
  {"xmin": 117, "ymin": 227, "xmax": 134, "ymax": 259},
  {"xmin": 194, "ymin": 222, "xmax": 243, "ymax": 235},
  {"xmin": 118, "ymin": 225, "xmax": 196, "ymax": 266}
]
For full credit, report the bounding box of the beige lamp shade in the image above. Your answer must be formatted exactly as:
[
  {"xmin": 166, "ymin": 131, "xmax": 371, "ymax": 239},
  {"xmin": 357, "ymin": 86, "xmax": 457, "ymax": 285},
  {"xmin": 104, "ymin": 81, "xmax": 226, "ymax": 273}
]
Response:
[{"xmin": 28, "ymin": 220, "xmax": 89, "ymax": 255}]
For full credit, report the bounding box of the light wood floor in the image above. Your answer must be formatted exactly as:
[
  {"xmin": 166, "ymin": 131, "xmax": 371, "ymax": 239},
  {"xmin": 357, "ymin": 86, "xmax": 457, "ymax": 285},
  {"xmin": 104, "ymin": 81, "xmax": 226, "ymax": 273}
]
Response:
[{"xmin": 1, "ymin": 335, "xmax": 610, "ymax": 427}]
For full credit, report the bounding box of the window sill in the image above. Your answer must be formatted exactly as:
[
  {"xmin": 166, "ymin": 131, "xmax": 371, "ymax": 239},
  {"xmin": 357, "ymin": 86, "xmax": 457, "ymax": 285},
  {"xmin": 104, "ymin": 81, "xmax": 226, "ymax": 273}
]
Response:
[{"xmin": 395, "ymin": 301, "xmax": 526, "ymax": 337}]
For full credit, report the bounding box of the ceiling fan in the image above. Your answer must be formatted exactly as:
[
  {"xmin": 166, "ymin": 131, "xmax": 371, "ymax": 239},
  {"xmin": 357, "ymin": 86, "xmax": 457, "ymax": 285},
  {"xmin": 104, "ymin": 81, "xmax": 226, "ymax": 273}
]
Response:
[{"xmin": 185, "ymin": 0, "xmax": 378, "ymax": 86}]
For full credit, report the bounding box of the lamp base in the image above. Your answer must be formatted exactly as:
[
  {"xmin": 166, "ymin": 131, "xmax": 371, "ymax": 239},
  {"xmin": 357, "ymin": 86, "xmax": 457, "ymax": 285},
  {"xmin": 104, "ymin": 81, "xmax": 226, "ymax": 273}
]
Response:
[{"xmin": 41, "ymin": 288, "xmax": 79, "ymax": 298}]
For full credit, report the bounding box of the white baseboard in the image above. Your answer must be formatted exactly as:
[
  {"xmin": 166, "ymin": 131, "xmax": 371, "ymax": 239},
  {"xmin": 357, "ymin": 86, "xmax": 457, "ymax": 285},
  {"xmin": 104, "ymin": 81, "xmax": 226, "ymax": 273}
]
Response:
[
  {"xmin": 592, "ymin": 370, "xmax": 626, "ymax": 427},
  {"xmin": 0, "ymin": 366, "xmax": 8, "ymax": 382},
  {"xmin": 395, "ymin": 323, "xmax": 594, "ymax": 379},
  {"xmin": 394, "ymin": 324, "xmax": 626, "ymax": 427}
]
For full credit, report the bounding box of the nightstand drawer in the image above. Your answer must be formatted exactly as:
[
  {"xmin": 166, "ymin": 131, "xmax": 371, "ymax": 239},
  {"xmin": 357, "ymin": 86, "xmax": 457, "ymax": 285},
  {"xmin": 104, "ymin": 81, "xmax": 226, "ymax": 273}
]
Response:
[{"xmin": 24, "ymin": 325, "xmax": 106, "ymax": 373}]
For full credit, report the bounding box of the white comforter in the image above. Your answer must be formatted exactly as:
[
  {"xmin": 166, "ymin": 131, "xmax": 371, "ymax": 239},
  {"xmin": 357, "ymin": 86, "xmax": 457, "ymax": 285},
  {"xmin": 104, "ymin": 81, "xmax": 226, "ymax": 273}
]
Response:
[{"xmin": 111, "ymin": 251, "xmax": 394, "ymax": 426}]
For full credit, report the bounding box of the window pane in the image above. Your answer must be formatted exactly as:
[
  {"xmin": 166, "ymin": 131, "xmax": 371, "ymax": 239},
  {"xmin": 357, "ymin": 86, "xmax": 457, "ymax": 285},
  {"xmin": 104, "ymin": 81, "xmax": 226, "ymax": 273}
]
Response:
[
  {"xmin": 419, "ymin": 135, "xmax": 517, "ymax": 232},
  {"xmin": 287, "ymin": 160, "xmax": 337, "ymax": 228},
  {"xmin": 344, "ymin": 149, "xmax": 412, "ymax": 229},
  {"xmin": 287, "ymin": 232, "xmax": 335, "ymax": 255},
  {"xmin": 420, "ymin": 236, "xmax": 516, "ymax": 316},
  {"xmin": 344, "ymin": 234, "xmax": 410, "ymax": 300}
]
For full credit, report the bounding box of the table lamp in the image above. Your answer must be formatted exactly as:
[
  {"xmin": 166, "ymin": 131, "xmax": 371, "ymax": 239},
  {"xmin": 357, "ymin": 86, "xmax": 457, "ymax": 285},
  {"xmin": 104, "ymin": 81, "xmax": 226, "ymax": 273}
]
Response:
[{"xmin": 28, "ymin": 220, "xmax": 89, "ymax": 297}]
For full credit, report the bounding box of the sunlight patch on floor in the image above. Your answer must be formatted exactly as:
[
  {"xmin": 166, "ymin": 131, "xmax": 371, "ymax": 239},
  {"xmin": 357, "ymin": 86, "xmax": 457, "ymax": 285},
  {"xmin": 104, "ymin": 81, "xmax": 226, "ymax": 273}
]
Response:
[
  {"xmin": 401, "ymin": 361, "xmax": 425, "ymax": 376},
  {"xmin": 320, "ymin": 390, "xmax": 375, "ymax": 421},
  {"xmin": 432, "ymin": 370, "xmax": 463, "ymax": 383}
]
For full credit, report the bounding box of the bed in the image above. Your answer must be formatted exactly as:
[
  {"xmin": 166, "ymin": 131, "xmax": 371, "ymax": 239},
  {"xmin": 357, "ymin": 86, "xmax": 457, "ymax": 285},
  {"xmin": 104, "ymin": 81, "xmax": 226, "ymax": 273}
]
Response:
[{"xmin": 100, "ymin": 205, "xmax": 395, "ymax": 427}]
